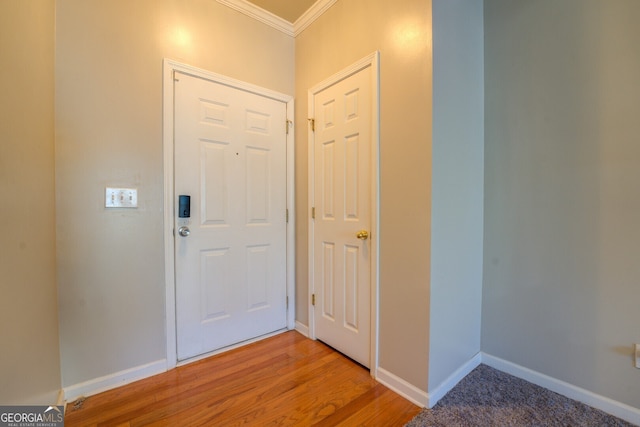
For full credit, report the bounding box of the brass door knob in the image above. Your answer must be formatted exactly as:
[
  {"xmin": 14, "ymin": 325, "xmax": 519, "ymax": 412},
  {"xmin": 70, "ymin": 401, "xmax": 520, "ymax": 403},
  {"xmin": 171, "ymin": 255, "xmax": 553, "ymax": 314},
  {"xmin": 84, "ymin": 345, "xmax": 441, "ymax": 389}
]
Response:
[{"xmin": 356, "ymin": 230, "xmax": 369, "ymax": 240}]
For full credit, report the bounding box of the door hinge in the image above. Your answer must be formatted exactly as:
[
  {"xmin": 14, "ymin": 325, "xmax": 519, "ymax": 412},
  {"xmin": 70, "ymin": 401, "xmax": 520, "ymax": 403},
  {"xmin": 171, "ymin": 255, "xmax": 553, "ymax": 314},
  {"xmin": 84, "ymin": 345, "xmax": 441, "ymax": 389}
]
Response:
[
  {"xmin": 286, "ymin": 296, "xmax": 289, "ymax": 308},
  {"xmin": 286, "ymin": 119, "xmax": 293, "ymax": 135},
  {"xmin": 311, "ymin": 294, "xmax": 316, "ymax": 306},
  {"xmin": 286, "ymin": 208, "xmax": 289, "ymax": 223},
  {"xmin": 308, "ymin": 118, "xmax": 315, "ymax": 132},
  {"xmin": 311, "ymin": 207, "xmax": 315, "ymax": 219}
]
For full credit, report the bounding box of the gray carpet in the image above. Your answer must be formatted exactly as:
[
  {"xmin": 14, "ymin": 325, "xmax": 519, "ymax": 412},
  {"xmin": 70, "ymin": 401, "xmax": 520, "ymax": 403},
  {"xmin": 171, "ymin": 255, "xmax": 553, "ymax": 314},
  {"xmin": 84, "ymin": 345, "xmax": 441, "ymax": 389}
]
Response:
[{"xmin": 406, "ymin": 364, "xmax": 637, "ymax": 427}]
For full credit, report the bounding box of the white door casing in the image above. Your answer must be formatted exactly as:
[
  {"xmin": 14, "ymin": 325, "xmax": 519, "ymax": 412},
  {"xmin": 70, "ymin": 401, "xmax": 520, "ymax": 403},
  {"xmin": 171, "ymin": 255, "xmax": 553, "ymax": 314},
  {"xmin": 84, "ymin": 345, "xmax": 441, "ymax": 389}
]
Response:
[
  {"xmin": 308, "ymin": 52, "xmax": 380, "ymax": 369},
  {"xmin": 163, "ymin": 60, "xmax": 295, "ymax": 367}
]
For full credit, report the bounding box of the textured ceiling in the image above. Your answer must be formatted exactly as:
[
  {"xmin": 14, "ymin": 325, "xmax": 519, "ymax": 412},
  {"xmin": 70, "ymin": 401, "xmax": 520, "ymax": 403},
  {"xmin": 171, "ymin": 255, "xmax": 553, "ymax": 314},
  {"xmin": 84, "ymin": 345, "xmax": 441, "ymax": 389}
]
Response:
[{"xmin": 246, "ymin": 0, "xmax": 319, "ymax": 23}]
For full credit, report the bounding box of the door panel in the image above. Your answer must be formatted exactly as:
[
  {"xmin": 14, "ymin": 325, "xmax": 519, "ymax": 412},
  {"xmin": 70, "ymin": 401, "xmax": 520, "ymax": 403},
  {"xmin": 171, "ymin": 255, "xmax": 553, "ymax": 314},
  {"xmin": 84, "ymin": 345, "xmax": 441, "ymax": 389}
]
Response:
[
  {"xmin": 175, "ymin": 72, "xmax": 287, "ymax": 361},
  {"xmin": 201, "ymin": 249, "xmax": 231, "ymax": 321},
  {"xmin": 312, "ymin": 65, "xmax": 372, "ymax": 367},
  {"xmin": 201, "ymin": 141, "xmax": 228, "ymax": 224}
]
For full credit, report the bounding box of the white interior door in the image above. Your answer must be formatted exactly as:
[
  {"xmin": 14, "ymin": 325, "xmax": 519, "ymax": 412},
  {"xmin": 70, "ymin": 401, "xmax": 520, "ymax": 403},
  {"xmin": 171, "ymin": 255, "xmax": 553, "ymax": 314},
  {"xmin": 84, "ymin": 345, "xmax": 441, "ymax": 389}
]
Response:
[
  {"xmin": 311, "ymin": 64, "xmax": 373, "ymax": 367},
  {"xmin": 174, "ymin": 71, "xmax": 287, "ymax": 361}
]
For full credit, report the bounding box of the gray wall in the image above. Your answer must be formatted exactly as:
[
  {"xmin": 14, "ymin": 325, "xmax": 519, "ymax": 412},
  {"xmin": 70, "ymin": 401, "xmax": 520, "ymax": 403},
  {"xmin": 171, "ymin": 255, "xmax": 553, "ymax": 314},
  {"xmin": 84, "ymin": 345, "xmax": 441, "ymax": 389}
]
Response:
[
  {"xmin": 483, "ymin": 0, "xmax": 640, "ymax": 409},
  {"xmin": 6, "ymin": 0, "xmax": 637, "ymax": 411},
  {"xmin": 429, "ymin": 0, "xmax": 484, "ymax": 392},
  {"xmin": 0, "ymin": 0, "xmax": 61, "ymax": 405},
  {"xmin": 55, "ymin": 0, "xmax": 294, "ymax": 387}
]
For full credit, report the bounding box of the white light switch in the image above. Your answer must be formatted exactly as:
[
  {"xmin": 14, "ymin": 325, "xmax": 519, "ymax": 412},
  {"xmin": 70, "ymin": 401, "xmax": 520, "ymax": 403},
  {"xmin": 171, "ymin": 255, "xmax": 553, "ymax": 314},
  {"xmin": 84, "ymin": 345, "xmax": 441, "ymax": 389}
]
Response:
[{"xmin": 105, "ymin": 188, "xmax": 137, "ymax": 208}]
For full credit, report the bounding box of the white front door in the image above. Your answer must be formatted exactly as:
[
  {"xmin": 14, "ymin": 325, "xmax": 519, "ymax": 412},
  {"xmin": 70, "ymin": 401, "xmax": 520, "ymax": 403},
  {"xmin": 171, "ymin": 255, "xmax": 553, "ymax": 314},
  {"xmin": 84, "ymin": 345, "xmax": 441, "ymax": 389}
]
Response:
[
  {"xmin": 310, "ymin": 60, "xmax": 374, "ymax": 367},
  {"xmin": 174, "ymin": 71, "xmax": 287, "ymax": 361}
]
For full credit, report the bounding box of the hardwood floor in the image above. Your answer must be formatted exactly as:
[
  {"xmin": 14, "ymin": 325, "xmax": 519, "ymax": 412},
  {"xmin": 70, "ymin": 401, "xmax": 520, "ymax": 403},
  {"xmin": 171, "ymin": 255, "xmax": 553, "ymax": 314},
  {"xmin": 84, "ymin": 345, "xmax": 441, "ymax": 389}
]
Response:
[{"xmin": 65, "ymin": 331, "xmax": 421, "ymax": 426}]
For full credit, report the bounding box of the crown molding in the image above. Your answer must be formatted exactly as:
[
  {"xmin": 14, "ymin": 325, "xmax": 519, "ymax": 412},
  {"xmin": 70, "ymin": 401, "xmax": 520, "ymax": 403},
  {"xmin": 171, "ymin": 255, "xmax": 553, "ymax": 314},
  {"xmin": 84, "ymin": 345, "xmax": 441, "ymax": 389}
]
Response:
[
  {"xmin": 216, "ymin": 0, "xmax": 337, "ymax": 37},
  {"xmin": 217, "ymin": 0, "xmax": 294, "ymax": 36},
  {"xmin": 293, "ymin": 0, "xmax": 337, "ymax": 36}
]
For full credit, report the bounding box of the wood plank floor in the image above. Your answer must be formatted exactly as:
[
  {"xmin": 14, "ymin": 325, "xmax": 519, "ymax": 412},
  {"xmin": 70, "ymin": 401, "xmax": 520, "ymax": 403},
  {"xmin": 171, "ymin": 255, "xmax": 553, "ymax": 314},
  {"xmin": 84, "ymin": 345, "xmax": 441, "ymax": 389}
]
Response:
[{"xmin": 65, "ymin": 331, "xmax": 421, "ymax": 426}]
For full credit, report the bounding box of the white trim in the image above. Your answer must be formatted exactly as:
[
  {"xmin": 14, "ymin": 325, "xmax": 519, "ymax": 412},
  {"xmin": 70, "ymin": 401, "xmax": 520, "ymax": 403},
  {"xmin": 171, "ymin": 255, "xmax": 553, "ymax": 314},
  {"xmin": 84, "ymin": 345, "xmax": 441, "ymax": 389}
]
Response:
[
  {"xmin": 369, "ymin": 53, "xmax": 381, "ymax": 374},
  {"xmin": 163, "ymin": 58, "xmax": 295, "ymax": 369},
  {"xmin": 428, "ymin": 353, "xmax": 482, "ymax": 408},
  {"xmin": 25, "ymin": 390, "xmax": 62, "ymax": 407},
  {"xmin": 295, "ymin": 321, "xmax": 310, "ymax": 338},
  {"xmin": 216, "ymin": 0, "xmax": 293, "ymax": 36},
  {"xmin": 63, "ymin": 360, "xmax": 166, "ymax": 402},
  {"xmin": 375, "ymin": 353, "xmax": 481, "ymax": 409},
  {"xmin": 215, "ymin": 0, "xmax": 337, "ymax": 37},
  {"xmin": 307, "ymin": 90, "xmax": 316, "ymax": 342},
  {"xmin": 286, "ymin": 104, "xmax": 296, "ymax": 331},
  {"xmin": 293, "ymin": 0, "xmax": 338, "ymax": 37},
  {"xmin": 376, "ymin": 352, "xmax": 640, "ymax": 422},
  {"xmin": 482, "ymin": 353, "xmax": 640, "ymax": 426},
  {"xmin": 165, "ymin": 60, "xmax": 294, "ymax": 102},
  {"xmin": 163, "ymin": 59, "xmax": 177, "ymax": 371},
  {"xmin": 308, "ymin": 53, "xmax": 380, "ymax": 96},
  {"xmin": 375, "ymin": 367, "xmax": 429, "ymax": 408},
  {"xmin": 307, "ymin": 52, "xmax": 381, "ymax": 372}
]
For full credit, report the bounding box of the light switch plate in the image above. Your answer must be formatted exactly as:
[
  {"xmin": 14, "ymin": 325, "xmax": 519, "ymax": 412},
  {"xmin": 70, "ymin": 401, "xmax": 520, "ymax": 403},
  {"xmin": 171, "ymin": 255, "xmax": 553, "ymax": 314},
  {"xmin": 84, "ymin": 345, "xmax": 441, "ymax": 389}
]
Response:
[
  {"xmin": 635, "ymin": 344, "xmax": 640, "ymax": 369},
  {"xmin": 105, "ymin": 188, "xmax": 137, "ymax": 208}
]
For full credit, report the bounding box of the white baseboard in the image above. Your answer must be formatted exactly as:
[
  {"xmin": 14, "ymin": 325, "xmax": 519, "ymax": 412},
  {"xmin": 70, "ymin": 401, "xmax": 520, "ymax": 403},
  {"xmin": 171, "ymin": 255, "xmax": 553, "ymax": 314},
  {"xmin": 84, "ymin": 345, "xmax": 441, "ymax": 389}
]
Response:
[
  {"xmin": 375, "ymin": 367, "xmax": 429, "ymax": 408},
  {"xmin": 482, "ymin": 353, "xmax": 640, "ymax": 426},
  {"xmin": 21, "ymin": 389, "xmax": 62, "ymax": 406},
  {"xmin": 428, "ymin": 353, "xmax": 482, "ymax": 408},
  {"xmin": 374, "ymin": 355, "xmax": 481, "ymax": 409},
  {"xmin": 63, "ymin": 359, "xmax": 167, "ymax": 403},
  {"xmin": 294, "ymin": 321, "xmax": 309, "ymax": 337}
]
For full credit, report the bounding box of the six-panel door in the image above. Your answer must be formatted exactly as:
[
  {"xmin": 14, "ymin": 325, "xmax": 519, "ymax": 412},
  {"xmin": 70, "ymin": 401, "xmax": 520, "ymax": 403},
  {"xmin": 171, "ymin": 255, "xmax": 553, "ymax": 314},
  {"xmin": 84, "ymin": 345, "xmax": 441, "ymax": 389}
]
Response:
[
  {"xmin": 312, "ymin": 65, "xmax": 372, "ymax": 367},
  {"xmin": 174, "ymin": 72, "xmax": 287, "ymax": 361}
]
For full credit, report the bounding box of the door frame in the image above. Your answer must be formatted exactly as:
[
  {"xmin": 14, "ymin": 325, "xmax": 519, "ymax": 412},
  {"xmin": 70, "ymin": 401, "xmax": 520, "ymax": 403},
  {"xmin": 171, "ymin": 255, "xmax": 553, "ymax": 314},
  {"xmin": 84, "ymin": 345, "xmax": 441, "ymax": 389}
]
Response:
[
  {"xmin": 163, "ymin": 59, "xmax": 295, "ymax": 369},
  {"xmin": 307, "ymin": 52, "xmax": 380, "ymax": 373}
]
